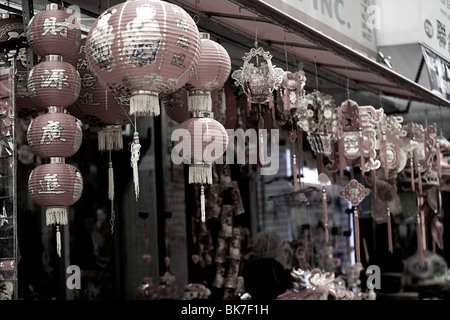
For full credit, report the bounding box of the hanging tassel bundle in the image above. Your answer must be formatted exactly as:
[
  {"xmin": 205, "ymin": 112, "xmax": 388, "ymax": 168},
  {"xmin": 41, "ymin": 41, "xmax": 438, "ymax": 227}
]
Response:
[
  {"xmin": 98, "ymin": 125, "xmax": 123, "ymax": 152},
  {"xmin": 188, "ymin": 91, "xmax": 212, "ymax": 113},
  {"xmin": 130, "ymin": 131, "xmax": 141, "ymax": 201},
  {"xmin": 189, "ymin": 163, "xmax": 212, "ymax": 184},
  {"xmin": 292, "ymin": 154, "xmax": 298, "ymax": 191},
  {"xmin": 436, "ymin": 142, "xmax": 442, "ymax": 179},
  {"xmin": 130, "ymin": 90, "xmax": 160, "ymax": 117},
  {"xmin": 108, "ymin": 153, "xmax": 115, "ymax": 234},
  {"xmin": 387, "ymin": 207, "xmax": 393, "ymax": 253},
  {"xmin": 56, "ymin": 225, "xmax": 61, "ymax": 258},
  {"xmin": 200, "ymin": 185, "xmax": 206, "ymax": 223},
  {"xmin": 338, "ymin": 127, "xmax": 345, "ymax": 178}
]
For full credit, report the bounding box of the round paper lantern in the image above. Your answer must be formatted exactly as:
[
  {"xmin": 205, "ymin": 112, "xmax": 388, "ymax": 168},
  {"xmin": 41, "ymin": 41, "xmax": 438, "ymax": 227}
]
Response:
[
  {"xmin": 26, "ymin": 3, "xmax": 81, "ymax": 59},
  {"xmin": 187, "ymin": 33, "xmax": 231, "ymax": 113},
  {"xmin": 85, "ymin": 0, "xmax": 202, "ymax": 117},
  {"xmin": 28, "ymin": 162, "xmax": 83, "ymax": 211},
  {"xmin": 28, "ymin": 160, "xmax": 83, "ymax": 256},
  {"xmin": 28, "ymin": 56, "xmax": 81, "ymax": 109},
  {"xmin": 27, "ymin": 109, "xmax": 82, "ymax": 158},
  {"xmin": 173, "ymin": 116, "xmax": 229, "ymax": 184},
  {"xmin": 66, "ymin": 38, "xmax": 145, "ymax": 151}
]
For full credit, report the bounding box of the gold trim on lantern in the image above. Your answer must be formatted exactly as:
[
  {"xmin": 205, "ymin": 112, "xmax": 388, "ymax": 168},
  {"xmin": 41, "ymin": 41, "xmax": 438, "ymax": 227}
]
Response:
[
  {"xmin": 50, "ymin": 157, "xmax": 65, "ymax": 164},
  {"xmin": 44, "ymin": 55, "xmax": 63, "ymax": 62},
  {"xmin": 190, "ymin": 111, "xmax": 214, "ymax": 118}
]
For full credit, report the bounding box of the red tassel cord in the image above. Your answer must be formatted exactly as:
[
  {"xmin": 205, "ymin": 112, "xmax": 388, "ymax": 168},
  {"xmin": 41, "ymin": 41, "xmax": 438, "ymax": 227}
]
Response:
[
  {"xmin": 387, "ymin": 207, "xmax": 393, "ymax": 253},
  {"xmin": 410, "ymin": 156, "xmax": 415, "ymax": 192},
  {"xmin": 359, "ymin": 127, "xmax": 365, "ymax": 172},
  {"xmin": 363, "ymin": 237, "xmax": 369, "ymax": 263},
  {"xmin": 416, "ymin": 213, "xmax": 425, "ymax": 268},
  {"xmin": 322, "ymin": 187, "xmax": 329, "ymax": 244},
  {"xmin": 353, "ymin": 207, "xmax": 361, "ymax": 263},
  {"xmin": 382, "ymin": 131, "xmax": 388, "ymax": 179}
]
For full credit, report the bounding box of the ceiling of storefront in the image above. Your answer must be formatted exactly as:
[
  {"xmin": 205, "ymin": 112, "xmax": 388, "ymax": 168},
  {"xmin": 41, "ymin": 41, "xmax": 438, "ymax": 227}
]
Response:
[{"xmin": 5, "ymin": 0, "xmax": 450, "ymax": 135}]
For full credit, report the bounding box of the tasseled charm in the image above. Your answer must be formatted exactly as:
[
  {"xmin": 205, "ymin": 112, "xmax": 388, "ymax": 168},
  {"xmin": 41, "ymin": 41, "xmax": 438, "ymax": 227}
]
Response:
[
  {"xmin": 200, "ymin": 185, "xmax": 206, "ymax": 223},
  {"xmin": 189, "ymin": 163, "xmax": 212, "ymax": 184},
  {"xmin": 98, "ymin": 125, "xmax": 123, "ymax": 152},
  {"xmin": 46, "ymin": 206, "xmax": 68, "ymax": 258},
  {"xmin": 130, "ymin": 131, "xmax": 141, "ymax": 201}
]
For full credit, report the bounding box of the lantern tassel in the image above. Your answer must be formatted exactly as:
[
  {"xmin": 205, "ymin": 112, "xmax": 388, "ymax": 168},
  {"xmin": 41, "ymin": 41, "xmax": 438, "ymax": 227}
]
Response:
[
  {"xmin": 108, "ymin": 153, "xmax": 115, "ymax": 234},
  {"xmin": 200, "ymin": 185, "xmax": 206, "ymax": 223},
  {"xmin": 130, "ymin": 131, "xmax": 141, "ymax": 201},
  {"xmin": 188, "ymin": 91, "xmax": 212, "ymax": 113},
  {"xmin": 56, "ymin": 225, "xmax": 61, "ymax": 258},
  {"xmin": 130, "ymin": 91, "xmax": 160, "ymax": 117},
  {"xmin": 189, "ymin": 164, "xmax": 212, "ymax": 184},
  {"xmin": 436, "ymin": 143, "xmax": 442, "ymax": 179},
  {"xmin": 46, "ymin": 206, "xmax": 68, "ymax": 226},
  {"xmin": 98, "ymin": 125, "xmax": 123, "ymax": 151}
]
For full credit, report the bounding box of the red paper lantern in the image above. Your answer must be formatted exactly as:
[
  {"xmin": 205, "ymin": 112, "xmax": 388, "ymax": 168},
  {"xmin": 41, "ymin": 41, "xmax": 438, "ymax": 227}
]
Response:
[
  {"xmin": 187, "ymin": 33, "xmax": 231, "ymax": 113},
  {"xmin": 28, "ymin": 57, "xmax": 81, "ymax": 109},
  {"xmin": 26, "ymin": 3, "xmax": 81, "ymax": 59},
  {"xmin": 27, "ymin": 109, "xmax": 82, "ymax": 158},
  {"xmin": 85, "ymin": 0, "xmax": 202, "ymax": 117},
  {"xmin": 28, "ymin": 161, "xmax": 83, "ymax": 217},
  {"xmin": 173, "ymin": 116, "xmax": 229, "ymax": 184}
]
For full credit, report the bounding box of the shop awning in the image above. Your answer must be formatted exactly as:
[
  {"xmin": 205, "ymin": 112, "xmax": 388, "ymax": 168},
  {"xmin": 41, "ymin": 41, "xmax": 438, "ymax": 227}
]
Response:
[{"xmin": 170, "ymin": 0, "xmax": 450, "ymax": 109}]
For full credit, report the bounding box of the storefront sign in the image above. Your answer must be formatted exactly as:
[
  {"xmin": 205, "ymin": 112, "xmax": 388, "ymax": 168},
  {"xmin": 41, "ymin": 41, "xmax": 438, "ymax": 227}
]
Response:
[
  {"xmin": 259, "ymin": 0, "xmax": 379, "ymax": 58},
  {"xmin": 421, "ymin": 44, "xmax": 450, "ymax": 100},
  {"xmin": 420, "ymin": 0, "xmax": 450, "ymax": 63}
]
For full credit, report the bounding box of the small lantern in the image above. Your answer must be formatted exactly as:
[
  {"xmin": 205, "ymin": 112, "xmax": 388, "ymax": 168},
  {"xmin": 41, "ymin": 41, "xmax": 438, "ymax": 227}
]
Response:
[
  {"xmin": 27, "ymin": 56, "xmax": 81, "ymax": 109},
  {"xmin": 27, "ymin": 107, "xmax": 82, "ymax": 159},
  {"xmin": 28, "ymin": 160, "xmax": 83, "ymax": 256},
  {"xmin": 85, "ymin": 0, "xmax": 202, "ymax": 117},
  {"xmin": 187, "ymin": 32, "xmax": 231, "ymax": 113},
  {"xmin": 26, "ymin": 3, "xmax": 81, "ymax": 59},
  {"xmin": 173, "ymin": 116, "xmax": 229, "ymax": 184}
]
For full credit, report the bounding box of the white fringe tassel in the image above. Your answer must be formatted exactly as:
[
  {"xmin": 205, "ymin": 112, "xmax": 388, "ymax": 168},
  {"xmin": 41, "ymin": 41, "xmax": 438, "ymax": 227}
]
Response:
[
  {"xmin": 130, "ymin": 92, "xmax": 160, "ymax": 117},
  {"xmin": 56, "ymin": 225, "xmax": 61, "ymax": 257},
  {"xmin": 188, "ymin": 91, "xmax": 212, "ymax": 113},
  {"xmin": 46, "ymin": 206, "xmax": 68, "ymax": 226},
  {"xmin": 108, "ymin": 158, "xmax": 116, "ymax": 233},
  {"xmin": 98, "ymin": 126, "xmax": 123, "ymax": 151},
  {"xmin": 130, "ymin": 132, "xmax": 141, "ymax": 201},
  {"xmin": 200, "ymin": 185, "xmax": 206, "ymax": 223},
  {"xmin": 189, "ymin": 164, "xmax": 212, "ymax": 184}
]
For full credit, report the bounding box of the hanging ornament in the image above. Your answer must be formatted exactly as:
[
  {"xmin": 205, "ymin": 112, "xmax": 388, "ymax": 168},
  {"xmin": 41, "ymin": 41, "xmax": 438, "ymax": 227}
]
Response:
[
  {"xmin": 339, "ymin": 179, "xmax": 370, "ymax": 263},
  {"xmin": 277, "ymin": 70, "xmax": 306, "ymax": 123},
  {"xmin": 85, "ymin": 0, "xmax": 202, "ymax": 118},
  {"xmin": 26, "ymin": 3, "xmax": 83, "ymax": 257},
  {"xmin": 187, "ymin": 32, "xmax": 231, "ymax": 114},
  {"xmin": 231, "ymin": 46, "xmax": 283, "ymax": 123}
]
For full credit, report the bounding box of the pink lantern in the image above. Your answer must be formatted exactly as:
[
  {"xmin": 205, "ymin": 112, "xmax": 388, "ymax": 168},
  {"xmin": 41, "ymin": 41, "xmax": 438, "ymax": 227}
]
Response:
[
  {"xmin": 173, "ymin": 116, "xmax": 229, "ymax": 184},
  {"xmin": 66, "ymin": 38, "xmax": 140, "ymax": 151},
  {"xmin": 27, "ymin": 108, "xmax": 82, "ymax": 159},
  {"xmin": 27, "ymin": 57, "xmax": 81, "ymax": 109},
  {"xmin": 26, "ymin": 3, "xmax": 81, "ymax": 59},
  {"xmin": 187, "ymin": 32, "xmax": 231, "ymax": 113},
  {"xmin": 85, "ymin": 0, "xmax": 202, "ymax": 117},
  {"xmin": 28, "ymin": 161, "xmax": 83, "ymax": 255}
]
